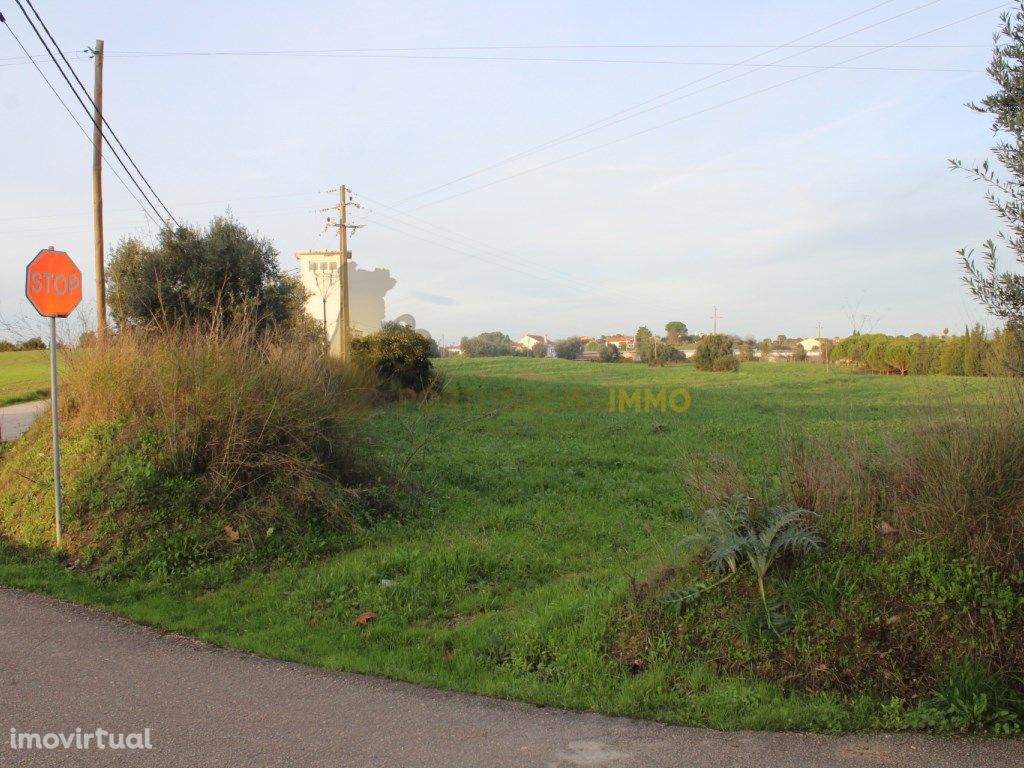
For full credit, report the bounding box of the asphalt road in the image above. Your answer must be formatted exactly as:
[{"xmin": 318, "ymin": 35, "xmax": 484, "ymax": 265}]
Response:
[
  {"xmin": 0, "ymin": 588, "xmax": 1021, "ymax": 767},
  {"xmin": 0, "ymin": 400, "xmax": 46, "ymax": 442}
]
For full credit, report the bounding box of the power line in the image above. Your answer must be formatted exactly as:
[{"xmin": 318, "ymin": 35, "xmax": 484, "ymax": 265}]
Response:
[
  {"xmin": 7, "ymin": 0, "xmax": 171, "ymax": 228},
  {"xmin": 366, "ymin": 215, "xmax": 588, "ymax": 289},
  {"xmin": 74, "ymin": 52, "xmax": 979, "ymax": 73},
  {"xmin": 352, "ymin": 191, "xmax": 600, "ymax": 289},
  {"xmin": 0, "ymin": 17, "xmax": 160, "ymax": 228},
  {"xmin": 387, "ymin": 0, "xmax": 937, "ymax": 207},
  {"xmin": 22, "ymin": 0, "xmax": 179, "ymax": 226},
  {"xmin": 96, "ymin": 42, "xmax": 998, "ymax": 54},
  {"xmin": 409, "ymin": 3, "xmax": 1008, "ymax": 211}
]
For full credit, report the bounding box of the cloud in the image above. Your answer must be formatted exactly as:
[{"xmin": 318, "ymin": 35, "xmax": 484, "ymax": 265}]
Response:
[{"xmin": 412, "ymin": 291, "xmax": 457, "ymax": 306}]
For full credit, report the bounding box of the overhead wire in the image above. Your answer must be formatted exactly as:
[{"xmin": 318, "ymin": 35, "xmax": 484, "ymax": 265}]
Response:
[
  {"xmin": 8, "ymin": 0, "xmax": 173, "ymax": 228},
  {"xmin": 23, "ymin": 0, "xmax": 179, "ymax": 226},
  {"xmin": 0, "ymin": 16, "xmax": 160, "ymax": 228},
  {"xmin": 387, "ymin": 0, "xmax": 933, "ymax": 206},
  {"xmin": 408, "ymin": 3, "xmax": 1009, "ymax": 211}
]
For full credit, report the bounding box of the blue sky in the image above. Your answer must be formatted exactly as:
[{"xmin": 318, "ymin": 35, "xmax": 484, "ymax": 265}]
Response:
[{"xmin": 0, "ymin": 0, "xmax": 1012, "ymax": 343}]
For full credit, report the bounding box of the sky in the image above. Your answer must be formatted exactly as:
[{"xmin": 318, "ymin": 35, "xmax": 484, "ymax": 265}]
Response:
[{"xmin": 0, "ymin": 0, "xmax": 1014, "ymax": 344}]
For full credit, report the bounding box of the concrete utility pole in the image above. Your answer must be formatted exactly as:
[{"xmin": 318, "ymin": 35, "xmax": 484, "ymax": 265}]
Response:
[
  {"xmin": 91, "ymin": 39, "xmax": 106, "ymax": 339},
  {"xmin": 319, "ymin": 186, "xmax": 362, "ymax": 361},
  {"xmin": 710, "ymin": 306, "xmax": 722, "ymax": 335},
  {"xmin": 338, "ymin": 186, "xmax": 351, "ymax": 363},
  {"xmin": 818, "ymin": 321, "xmax": 830, "ymax": 372}
]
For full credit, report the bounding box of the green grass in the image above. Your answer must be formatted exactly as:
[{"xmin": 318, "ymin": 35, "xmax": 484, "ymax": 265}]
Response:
[
  {"xmin": 0, "ymin": 350, "xmax": 49, "ymax": 406},
  {"xmin": 0, "ymin": 358, "xmax": 1004, "ymax": 732}
]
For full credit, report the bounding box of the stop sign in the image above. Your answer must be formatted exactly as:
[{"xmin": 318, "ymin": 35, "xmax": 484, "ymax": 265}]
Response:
[{"xmin": 25, "ymin": 249, "xmax": 82, "ymax": 318}]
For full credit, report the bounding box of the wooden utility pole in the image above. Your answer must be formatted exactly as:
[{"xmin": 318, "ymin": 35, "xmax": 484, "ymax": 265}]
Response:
[
  {"xmin": 92, "ymin": 39, "xmax": 106, "ymax": 338},
  {"xmin": 338, "ymin": 185, "xmax": 351, "ymax": 363}
]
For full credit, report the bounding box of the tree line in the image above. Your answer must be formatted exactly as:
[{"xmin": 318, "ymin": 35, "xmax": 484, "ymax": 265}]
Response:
[{"xmin": 831, "ymin": 326, "xmax": 1023, "ymax": 376}]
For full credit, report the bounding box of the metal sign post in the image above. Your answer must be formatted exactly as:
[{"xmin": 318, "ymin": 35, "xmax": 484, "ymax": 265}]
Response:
[
  {"xmin": 48, "ymin": 316, "xmax": 63, "ymax": 543},
  {"xmin": 25, "ymin": 247, "xmax": 82, "ymax": 547}
]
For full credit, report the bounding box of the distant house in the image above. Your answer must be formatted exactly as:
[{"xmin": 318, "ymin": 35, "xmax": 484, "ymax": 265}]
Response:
[
  {"xmin": 517, "ymin": 334, "xmax": 549, "ymax": 351},
  {"xmin": 797, "ymin": 337, "xmax": 822, "ymax": 356},
  {"xmin": 443, "ymin": 345, "xmax": 463, "ymax": 356},
  {"xmin": 604, "ymin": 335, "xmax": 635, "ymax": 350}
]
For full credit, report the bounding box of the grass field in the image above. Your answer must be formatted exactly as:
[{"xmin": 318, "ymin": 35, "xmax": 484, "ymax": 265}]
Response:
[
  {"xmin": 0, "ymin": 358, "xmax": 1003, "ymax": 731},
  {"xmin": 0, "ymin": 350, "xmax": 50, "ymax": 406}
]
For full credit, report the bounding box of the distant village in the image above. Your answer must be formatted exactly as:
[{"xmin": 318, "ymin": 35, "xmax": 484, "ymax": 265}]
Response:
[{"xmin": 441, "ymin": 332, "xmax": 838, "ymax": 362}]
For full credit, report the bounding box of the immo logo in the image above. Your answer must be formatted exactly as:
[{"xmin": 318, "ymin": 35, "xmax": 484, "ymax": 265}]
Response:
[
  {"xmin": 608, "ymin": 387, "xmax": 691, "ymax": 413},
  {"xmin": 8, "ymin": 727, "xmax": 152, "ymax": 751}
]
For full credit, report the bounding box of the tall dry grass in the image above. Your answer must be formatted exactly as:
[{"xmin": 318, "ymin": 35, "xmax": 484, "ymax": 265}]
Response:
[
  {"xmin": 791, "ymin": 383, "xmax": 1024, "ymax": 572},
  {"xmin": 59, "ymin": 317, "xmax": 381, "ymax": 541}
]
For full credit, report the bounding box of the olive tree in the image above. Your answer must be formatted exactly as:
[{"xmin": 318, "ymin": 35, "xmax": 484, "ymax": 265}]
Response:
[
  {"xmin": 953, "ymin": 6, "xmax": 1024, "ymax": 334},
  {"xmin": 107, "ymin": 216, "xmax": 308, "ymax": 334}
]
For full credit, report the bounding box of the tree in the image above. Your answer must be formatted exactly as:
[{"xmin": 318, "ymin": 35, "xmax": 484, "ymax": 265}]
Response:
[
  {"xmin": 953, "ymin": 7, "xmax": 1024, "ymax": 343},
  {"xmin": 964, "ymin": 323, "xmax": 989, "ymax": 376},
  {"xmin": 635, "ymin": 326, "xmax": 653, "ymax": 347},
  {"xmin": 460, "ymin": 331, "xmax": 515, "ymax": 357},
  {"xmin": 598, "ymin": 343, "xmax": 621, "ymax": 362},
  {"xmin": 530, "ymin": 340, "xmax": 550, "ymax": 358},
  {"xmin": 693, "ymin": 334, "xmax": 739, "ymax": 372},
  {"xmin": 736, "ymin": 342, "xmax": 756, "ymax": 362},
  {"xmin": 107, "ymin": 216, "xmax": 308, "ymax": 334},
  {"xmin": 18, "ymin": 337, "xmax": 46, "ymax": 351},
  {"xmin": 940, "ymin": 335, "xmax": 967, "ymax": 375},
  {"xmin": 883, "ymin": 339, "xmax": 915, "ymax": 376},
  {"xmin": 554, "ymin": 337, "xmax": 584, "ymax": 360},
  {"xmin": 791, "ymin": 343, "xmax": 808, "ymax": 362},
  {"xmin": 665, "ymin": 321, "xmax": 688, "ymax": 344}
]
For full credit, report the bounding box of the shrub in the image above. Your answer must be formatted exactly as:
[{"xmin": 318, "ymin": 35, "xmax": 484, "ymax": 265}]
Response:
[
  {"xmin": 0, "ymin": 320, "xmax": 385, "ymax": 576},
  {"xmin": 352, "ymin": 322, "xmax": 435, "ymax": 394},
  {"xmin": 693, "ymin": 334, "xmax": 738, "ymax": 372},
  {"xmin": 599, "ymin": 343, "xmax": 621, "ymax": 363},
  {"xmin": 639, "ymin": 341, "xmax": 684, "ymax": 366}
]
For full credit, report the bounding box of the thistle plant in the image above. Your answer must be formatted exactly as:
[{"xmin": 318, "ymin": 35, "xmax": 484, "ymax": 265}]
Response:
[{"xmin": 664, "ymin": 495, "xmax": 824, "ymax": 634}]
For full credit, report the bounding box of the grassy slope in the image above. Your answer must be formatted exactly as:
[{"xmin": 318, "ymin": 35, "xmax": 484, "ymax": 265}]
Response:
[
  {"xmin": 0, "ymin": 350, "xmax": 50, "ymax": 406},
  {"xmin": 0, "ymin": 359, "xmax": 998, "ymax": 731}
]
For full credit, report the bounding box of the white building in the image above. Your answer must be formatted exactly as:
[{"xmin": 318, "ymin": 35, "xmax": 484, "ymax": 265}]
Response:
[
  {"xmin": 295, "ymin": 251, "xmax": 396, "ymax": 341},
  {"xmin": 517, "ymin": 334, "xmax": 549, "ymax": 351},
  {"xmin": 797, "ymin": 337, "xmax": 822, "ymax": 357}
]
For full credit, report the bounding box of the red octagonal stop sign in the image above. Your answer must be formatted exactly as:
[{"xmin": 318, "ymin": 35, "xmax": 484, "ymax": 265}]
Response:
[{"xmin": 25, "ymin": 249, "xmax": 82, "ymax": 318}]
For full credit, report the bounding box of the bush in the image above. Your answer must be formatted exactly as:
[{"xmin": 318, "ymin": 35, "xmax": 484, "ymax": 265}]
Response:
[
  {"xmin": 554, "ymin": 337, "xmax": 584, "ymax": 360},
  {"xmin": 0, "ymin": 320, "xmax": 385, "ymax": 577},
  {"xmin": 599, "ymin": 343, "xmax": 621, "ymax": 362},
  {"xmin": 693, "ymin": 335, "xmax": 739, "ymax": 372},
  {"xmin": 352, "ymin": 322, "xmax": 435, "ymax": 394}
]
